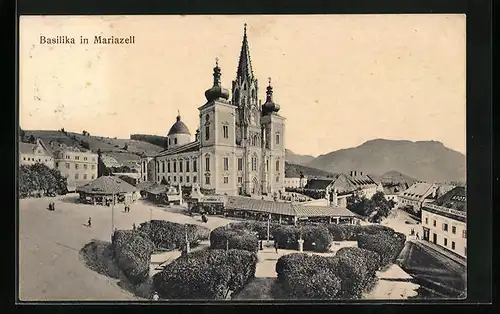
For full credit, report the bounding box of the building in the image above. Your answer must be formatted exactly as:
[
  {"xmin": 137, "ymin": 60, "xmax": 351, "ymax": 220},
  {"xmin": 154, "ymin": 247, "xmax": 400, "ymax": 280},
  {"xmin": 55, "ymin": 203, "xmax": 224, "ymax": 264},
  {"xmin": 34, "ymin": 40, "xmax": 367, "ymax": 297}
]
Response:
[
  {"xmin": 19, "ymin": 139, "xmax": 55, "ymax": 169},
  {"xmin": 421, "ymin": 186, "xmax": 467, "ymax": 258},
  {"xmin": 306, "ymin": 171, "xmax": 382, "ymax": 207},
  {"xmin": 398, "ymin": 182, "xmax": 438, "ymax": 213},
  {"xmin": 284, "ymin": 166, "xmax": 307, "ymax": 189},
  {"xmin": 19, "ymin": 138, "xmax": 98, "ymax": 191},
  {"xmin": 76, "ymin": 176, "xmax": 139, "ymax": 205},
  {"xmin": 140, "ymin": 24, "xmax": 286, "ymax": 197},
  {"xmin": 382, "ymin": 182, "xmax": 409, "ymax": 205},
  {"xmin": 50, "ymin": 143, "xmax": 98, "ymax": 191}
]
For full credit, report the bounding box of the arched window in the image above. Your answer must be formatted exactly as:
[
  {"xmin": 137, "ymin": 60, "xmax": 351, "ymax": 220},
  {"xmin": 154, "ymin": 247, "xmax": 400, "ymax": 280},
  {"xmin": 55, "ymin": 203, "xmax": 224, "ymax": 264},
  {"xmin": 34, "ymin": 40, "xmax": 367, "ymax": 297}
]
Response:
[
  {"xmin": 205, "ymin": 154, "xmax": 210, "ymax": 172},
  {"xmin": 251, "ymin": 89, "xmax": 255, "ymax": 100}
]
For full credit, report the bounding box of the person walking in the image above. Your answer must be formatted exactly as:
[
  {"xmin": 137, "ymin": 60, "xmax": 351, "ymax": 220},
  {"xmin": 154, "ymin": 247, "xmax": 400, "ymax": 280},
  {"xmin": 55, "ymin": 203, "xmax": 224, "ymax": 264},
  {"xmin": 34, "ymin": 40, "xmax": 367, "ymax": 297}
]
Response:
[
  {"xmin": 88, "ymin": 217, "xmax": 92, "ymax": 228},
  {"xmin": 52, "ymin": 202, "xmax": 56, "ymax": 211},
  {"xmin": 416, "ymin": 232, "xmax": 420, "ymax": 240},
  {"xmin": 274, "ymin": 240, "xmax": 279, "ymax": 254}
]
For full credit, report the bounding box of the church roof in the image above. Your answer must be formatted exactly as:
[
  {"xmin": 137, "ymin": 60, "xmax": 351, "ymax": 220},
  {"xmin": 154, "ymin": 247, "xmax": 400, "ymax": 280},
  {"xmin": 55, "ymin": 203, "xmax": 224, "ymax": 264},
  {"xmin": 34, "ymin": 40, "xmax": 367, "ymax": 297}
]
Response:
[
  {"xmin": 156, "ymin": 141, "xmax": 199, "ymax": 157},
  {"xmin": 168, "ymin": 115, "xmax": 191, "ymax": 136},
  {"xmin": 236, "ymin": 24, "xmax": 254, "ymax": 80}
]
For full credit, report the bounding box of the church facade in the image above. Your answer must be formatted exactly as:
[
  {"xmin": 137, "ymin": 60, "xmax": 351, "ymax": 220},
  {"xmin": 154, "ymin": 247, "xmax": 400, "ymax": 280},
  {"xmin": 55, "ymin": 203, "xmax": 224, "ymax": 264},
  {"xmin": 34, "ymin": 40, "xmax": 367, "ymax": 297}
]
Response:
[{"xmin": 140, "ymin": 25, "xmax": 286, "ymax": 197}]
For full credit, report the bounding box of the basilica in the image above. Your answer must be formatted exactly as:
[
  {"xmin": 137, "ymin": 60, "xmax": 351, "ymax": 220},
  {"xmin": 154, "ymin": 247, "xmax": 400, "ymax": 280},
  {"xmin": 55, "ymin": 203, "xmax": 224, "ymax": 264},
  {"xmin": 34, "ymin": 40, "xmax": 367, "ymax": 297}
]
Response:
[{"xmin": 139, "ymin": 24, "xmax": 286, "ymax": 196}]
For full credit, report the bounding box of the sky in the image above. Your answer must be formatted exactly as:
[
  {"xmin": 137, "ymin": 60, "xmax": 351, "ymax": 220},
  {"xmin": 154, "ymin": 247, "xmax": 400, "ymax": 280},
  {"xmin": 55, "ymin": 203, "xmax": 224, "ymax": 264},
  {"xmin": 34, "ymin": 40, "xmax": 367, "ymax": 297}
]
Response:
[{"xmin": 19, "ymin": 14, "xmax": 466, "ymax": 157}]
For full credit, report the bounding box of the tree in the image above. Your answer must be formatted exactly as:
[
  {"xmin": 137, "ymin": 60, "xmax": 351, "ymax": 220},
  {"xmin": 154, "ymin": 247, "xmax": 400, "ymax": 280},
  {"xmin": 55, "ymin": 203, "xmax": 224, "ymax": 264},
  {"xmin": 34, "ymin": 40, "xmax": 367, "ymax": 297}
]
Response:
[
  {"xmin": 347, "ymin": 189, "xmax": 374, "ymax": 217},
  {"xmin": 123, "ymin": 143, "xmax": 129, "ymax": 150},
  {"xmin": 97, "ymin": 149, "xmax": 111, "ymax": 177},
  {"xmin": 28, "ymin": 135, "xmax": 36, "ymax": 144},
  {"xmin": 368, "ymin": 191, "xmax": 394, "ymax": 223},
  {"xmin": 82, "ymin": 130, "xmax": 87, "ymax": 136}
]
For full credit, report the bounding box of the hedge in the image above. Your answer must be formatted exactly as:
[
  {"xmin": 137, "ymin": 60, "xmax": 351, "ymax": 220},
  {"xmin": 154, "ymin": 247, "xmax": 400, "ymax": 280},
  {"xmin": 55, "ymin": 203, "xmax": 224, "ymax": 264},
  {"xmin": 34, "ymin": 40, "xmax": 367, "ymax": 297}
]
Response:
[
  {"xmin": 210, "ymin": 226, "xmax": 259, "ymax": 252},
  {"xmin": 276, "ymin": 247, "xmax": 382, "ymax": 299},
  {"xmin": 333, "ymin": 247, "xmax": 381, "ymax": 298},
  {"xmin": 112, "ymin": 230, "xmax": 154, "ymax": 285},
  {"xmin": 356, "ymin": 231, "xmax": 406, "ymax": 268},
  {"xmin": 325, "ymin": 224, "xmax": 395, "ymax": 241},
  {"xmin": 272, "ymin": 225, "xmax": 333, "ymax": 252},
  {"xmin": 275, "ymin": 253, "xmax": 341, "ymax": 299},
  {"xmin": 152, "ymin": 249, "xmax": 258, "ymax": 299},
  {"xmin": 137, "ymin": 220, "xmax": 210, "ymax": 250}
]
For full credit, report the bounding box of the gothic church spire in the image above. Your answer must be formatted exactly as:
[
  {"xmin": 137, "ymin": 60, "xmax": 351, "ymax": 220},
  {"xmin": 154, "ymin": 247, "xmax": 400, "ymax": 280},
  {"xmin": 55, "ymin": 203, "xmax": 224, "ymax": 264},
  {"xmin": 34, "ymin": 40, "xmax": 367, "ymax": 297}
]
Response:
[{"xmin": 236, "ymin": 23, "xmax": 254, "ymax": 80}]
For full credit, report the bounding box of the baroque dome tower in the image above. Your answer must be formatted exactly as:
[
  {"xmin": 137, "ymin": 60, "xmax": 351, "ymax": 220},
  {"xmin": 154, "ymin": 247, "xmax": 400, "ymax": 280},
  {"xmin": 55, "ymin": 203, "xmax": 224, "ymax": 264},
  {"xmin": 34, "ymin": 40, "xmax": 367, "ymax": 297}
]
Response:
[
  {"xmin": 167, "ymin": 112, "xmax": 191, "ymax": 149},
  {"xmin": 205, "ymin": 58, "xmax": 230, "ymax": 102}
]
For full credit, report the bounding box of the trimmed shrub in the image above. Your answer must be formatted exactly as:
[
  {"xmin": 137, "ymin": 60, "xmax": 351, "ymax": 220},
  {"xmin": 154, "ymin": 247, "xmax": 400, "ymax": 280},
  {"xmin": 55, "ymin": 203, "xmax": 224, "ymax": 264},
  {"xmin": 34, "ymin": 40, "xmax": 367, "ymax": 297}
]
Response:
[
  {"xmin": 210, "ymin": 226, "xmax": 259, "ymax": 252},
  {"xmin": 333, "ymin": 247, "xmax": 381, "ymax": 298},
  {"xmin": 275, "ymin": 253, "xmax": 341, "ymax": 299},
  {"xmin": 152, "ymin": 249, "xmax": 258, "ymax": 299},
  {"xmin": 325, "ymin": 224, "xmax": 395, "ymax": 241},
  {"xmin": 137, "ymin": 220, "xmax": 210, "ymax": 250},
  {"xmin": 273, "ymin": 225, "xmax": 333, "ymax": 252},
  {"xmin": 112, "ymin": 230, "xmax": 154, "ymax": 285},
  {"xmin": 356, "ymin": 231, "xmax": 406, "ymax": 268}
]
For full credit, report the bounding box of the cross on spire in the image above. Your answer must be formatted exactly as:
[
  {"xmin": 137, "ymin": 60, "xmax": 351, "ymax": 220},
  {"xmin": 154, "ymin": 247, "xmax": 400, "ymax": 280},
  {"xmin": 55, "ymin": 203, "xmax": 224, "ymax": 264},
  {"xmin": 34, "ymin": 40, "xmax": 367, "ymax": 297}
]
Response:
[
  {"xmin": 215, "ymin": 57, "xmax": 219, "ymax": 67},
  {"xmin": 244, "ymin": 23, "xmax": 247, "ymax": 35},
  {"xmin": 268, "ymin": 77, "xmax": 272, "ymax": 86}
]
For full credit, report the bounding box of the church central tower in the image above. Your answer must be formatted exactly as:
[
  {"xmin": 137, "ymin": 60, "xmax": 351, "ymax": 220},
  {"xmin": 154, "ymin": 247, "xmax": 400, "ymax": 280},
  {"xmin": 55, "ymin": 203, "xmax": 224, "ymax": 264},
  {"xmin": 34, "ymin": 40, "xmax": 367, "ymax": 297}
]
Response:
[{"xmin": 232, "ymin": 23, "xmax": 260, "ymax": 146}]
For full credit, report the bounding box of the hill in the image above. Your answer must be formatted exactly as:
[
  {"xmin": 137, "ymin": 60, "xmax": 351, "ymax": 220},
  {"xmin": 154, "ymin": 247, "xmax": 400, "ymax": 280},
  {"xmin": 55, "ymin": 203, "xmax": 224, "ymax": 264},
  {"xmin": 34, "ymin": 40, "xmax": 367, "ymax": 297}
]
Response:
[
  {"xmin": 23, "ymin": 130, "xmax": 165, "ymax": 165},
  {"xmin": 285, "ymin": 149, "xmax": 315, "ymax": 166},
  {"xmin": 285, "ymin": 161, "xmax": 336, "ymax": 179},
  {"xmin": 378, "ymin": 171, "xmax": 417, "ymax": 186},
  {"xmin": 305, "ymin": 139, "xmax": 466, "ymax": 183}
]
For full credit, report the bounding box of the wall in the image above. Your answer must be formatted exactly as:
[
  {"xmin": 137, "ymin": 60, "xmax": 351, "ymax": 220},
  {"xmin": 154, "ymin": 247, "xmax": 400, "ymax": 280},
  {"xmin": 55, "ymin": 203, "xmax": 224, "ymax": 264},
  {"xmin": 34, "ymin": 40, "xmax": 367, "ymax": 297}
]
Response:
[
  {"xmin": 284, "ymin": 177, "xmax": 301, "ymax": 188},
  {"xmin": 421, "ymin": 208, "xmax": 467, "ymax": 258}
]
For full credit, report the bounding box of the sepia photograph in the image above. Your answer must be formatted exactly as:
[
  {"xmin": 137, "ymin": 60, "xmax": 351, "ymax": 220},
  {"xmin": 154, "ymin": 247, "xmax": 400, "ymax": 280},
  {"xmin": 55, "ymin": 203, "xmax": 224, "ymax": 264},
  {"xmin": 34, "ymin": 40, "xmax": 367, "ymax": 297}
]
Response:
[{"xmin": 18, "ymin": 14, "xmax": 467, "ymax": 301}]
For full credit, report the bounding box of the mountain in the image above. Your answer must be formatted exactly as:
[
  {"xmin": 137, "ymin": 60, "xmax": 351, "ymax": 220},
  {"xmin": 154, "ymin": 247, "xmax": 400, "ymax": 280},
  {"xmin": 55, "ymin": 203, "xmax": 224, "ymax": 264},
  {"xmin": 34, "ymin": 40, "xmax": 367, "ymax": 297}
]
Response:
[
  {"xmin": 285, "ymin": 162, "xmax": 335, "ymax": 179},
  {"xmin": 305, "ymin": 139, "xmax": 466, "ymax": 183},
  {"xmin": 285, "ymin": 149, "xmax": 315, "ymax": 165}
]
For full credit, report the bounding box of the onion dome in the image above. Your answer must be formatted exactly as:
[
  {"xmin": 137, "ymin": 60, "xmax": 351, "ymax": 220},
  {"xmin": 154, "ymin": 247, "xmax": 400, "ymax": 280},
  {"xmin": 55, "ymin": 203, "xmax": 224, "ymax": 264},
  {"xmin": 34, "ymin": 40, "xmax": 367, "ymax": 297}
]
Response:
[
  {"xmin": 205, "ymin": 58, "xmax": 230, "ymax": 102},
  {"xmin": 262, "ymin": 77, "xmax": 280, "ymax": 115},
  {"xmin": 168, "ymin": 112, "xmax": 191, "ymax": 136}
]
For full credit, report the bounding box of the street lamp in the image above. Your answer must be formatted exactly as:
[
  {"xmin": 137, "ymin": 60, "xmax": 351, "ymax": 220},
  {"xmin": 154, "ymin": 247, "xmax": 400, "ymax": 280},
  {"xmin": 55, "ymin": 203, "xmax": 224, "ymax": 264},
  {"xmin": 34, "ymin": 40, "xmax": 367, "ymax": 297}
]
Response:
[{"xmin": 111, "ymin": 192, "xmax": 115, "ymax": 240}]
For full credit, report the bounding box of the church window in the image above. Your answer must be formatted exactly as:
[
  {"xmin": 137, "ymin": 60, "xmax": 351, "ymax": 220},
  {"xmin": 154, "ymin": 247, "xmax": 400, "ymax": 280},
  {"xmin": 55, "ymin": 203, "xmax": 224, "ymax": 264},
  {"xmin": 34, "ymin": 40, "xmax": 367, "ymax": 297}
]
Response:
[
  {"xmin": 237, "ymin": 158, "xmax": 243, "ymax": 171},
  {"xmin": 167, "ymin": 161, "xmax": 171, "ymax": 172},
  {"xmin": 83, "ymin": 174, "xmax": 87, "ymax": 180},
  {"xmin": 167, "ymin": 176, "xmax": 170, "ymax": 182},
  {"xmin": 174, "ymin": 138, "xmax": 178, "ymax": 145},
  {"xmin": 251, "ymin": 89, "xmax": 255, "ymax": 99},
  {"xmin": 75, "ymin": 164, "xmax": 79, "ymax": 170},
  {"xmin": 276, "ymin": 176, "xmax": 279, "ymax": 183},
  {"xmin": 193, "ymin": 159, "xmax": 197, "ymax": 172},
  {"xmin": 186, "ymin": 160, "xmax": 190, "ymax": 172},
  {"xmin": 193, "ymin": 176, "xmax": 197, "ymax": 183},
  {"xmin": 276, "ymin": 160, "xmax": 280, "ymax": 172},
  {"xmin": 173, "ymin": 176, "xmax": 177, "ymax": 182},
  {"xmin": 243, "ymin": 83, "xmax": 247, "ymax": 90},
  {"xmin": 84, "ymin": 157, "xmax": 87, "ymax": 161},
  {"xmin": 186, "ymin": 176, "xmax": 190, "ymax": 183},
  {"xmin": 238, "ymin": 177, "xmax": 243, "ymax": 183},
  {"xmin": 179, "ymin": 161, "xmax": 183, "ymax": 172},
  {"xmin": 224, "ymin": 177, "xmax": 229, "ymax": 184},
  {"xmin": 66, "ymin": 163, "xmax": 70, "ymax": 169},
  {"xmin": 223, "ymin": 157, "xmax": 229, "ymax": 171},
  {"xmin": 75, "ymin": 156, "xmax": 80, "ymax": 160},
  {"xmin": 223, "ymin": 125, "xmax": 229, "ymax": 138},
  {"xmin": 180, "ymin": 176, "xmax": 183, "ymax": 183},
  {"xmin": 252, "ymin": 157, "xmax": 257, "ymax": 171},
  {"xmin": 276, "ymin": 133, "xmax": 280, "ymax": 145},
  {"xmin": 84, "ymin": 164, "xmax": 87, "ymax": 170},
  {"xmin": 205, "ymin": 176, "xmax": 210, "ymax": 185},
  {"xmin": 266, "ymin": 160, "xmax": 269, "ymax": 171},
  {"xmin": 158, "ymin": 175, "xmax": 160, "ymax": 182},
  {"xmin": 173, "ymin": 161, "xmax": 177, "ymax": 172},
  {"xmin": 162, "ymin": 161, "xmax": 165, "ymax": 173},
  {"xmin": 205, "ymin": 126, "xmax": 210, "ymax": 140},
  {"xmin": 205, "ymin": 156, "xmax": 210, "ymax": 171}
]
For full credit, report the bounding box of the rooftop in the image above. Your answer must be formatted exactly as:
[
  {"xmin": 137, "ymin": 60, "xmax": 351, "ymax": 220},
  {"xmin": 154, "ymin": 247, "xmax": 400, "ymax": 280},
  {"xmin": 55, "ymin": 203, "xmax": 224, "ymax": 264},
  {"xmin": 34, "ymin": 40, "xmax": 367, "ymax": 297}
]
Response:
[{"xmin": 76, "ymin": 176, "xmax": 138, "ymax": 195}]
